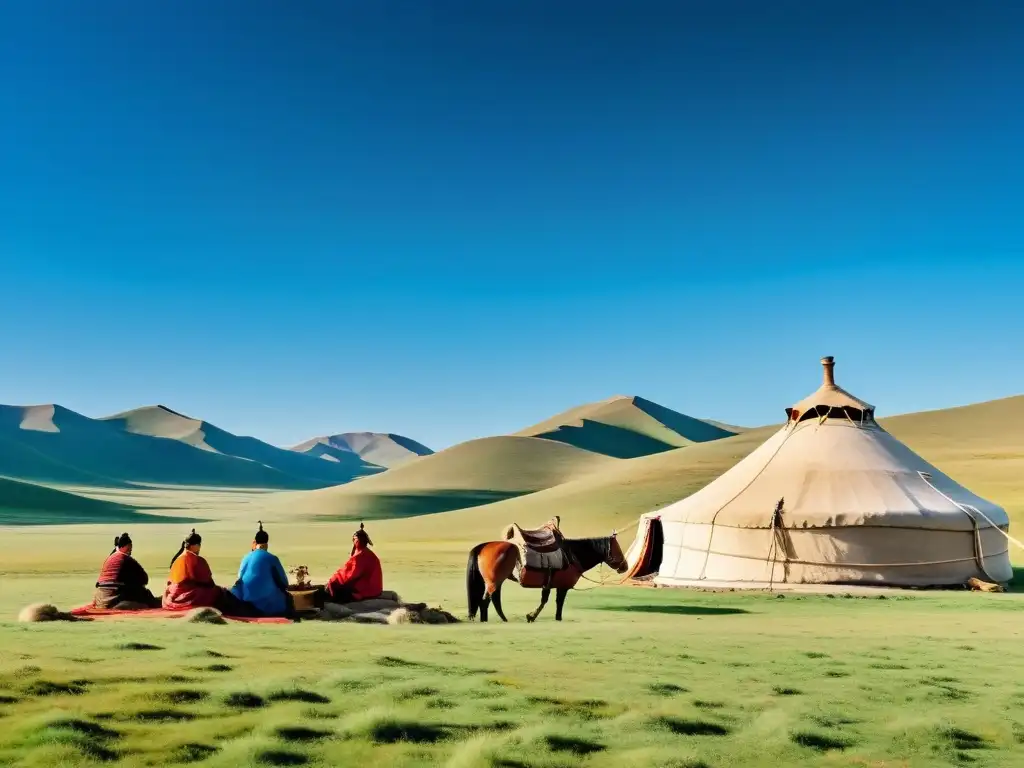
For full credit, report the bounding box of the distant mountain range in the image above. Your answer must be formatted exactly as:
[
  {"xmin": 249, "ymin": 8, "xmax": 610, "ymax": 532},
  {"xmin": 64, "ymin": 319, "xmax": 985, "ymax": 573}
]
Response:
[
  {"xmin": 3, "ymin": 392, "xmax": 1022, "ymax": 532},
  {"xmin": 291, "ymin": 432, "xmax": 433, "ymax": 469},
  {"xmin": 0, "ymin": 403, "xmax": 431, "ymax": 491},
  {"xmin": 0, "ymin": 394, "xmax": 737, "ymax": 521}
]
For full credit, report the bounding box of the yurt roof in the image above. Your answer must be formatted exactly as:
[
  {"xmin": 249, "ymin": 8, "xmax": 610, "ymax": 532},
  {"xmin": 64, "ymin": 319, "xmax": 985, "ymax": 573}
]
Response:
[
  {"xmin": 648, "ymin": 356, "xmax": 1007, "ymax": 531},
  {"xmin": 787, "ymin": 356, "xmax": 874, "ymax": 418}
]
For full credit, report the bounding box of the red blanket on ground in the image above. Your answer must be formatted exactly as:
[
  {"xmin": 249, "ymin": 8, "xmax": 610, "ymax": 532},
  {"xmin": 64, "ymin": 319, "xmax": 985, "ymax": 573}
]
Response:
[{"xmin": 70, "ymin": 605, "xmax": 291, "ymax": 624}]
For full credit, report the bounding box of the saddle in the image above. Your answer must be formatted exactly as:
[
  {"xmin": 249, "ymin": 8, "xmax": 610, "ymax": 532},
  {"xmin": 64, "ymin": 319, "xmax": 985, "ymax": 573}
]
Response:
[{"xmin": 502, "ymin": 516, "xmax": 567, "ymax": 576}]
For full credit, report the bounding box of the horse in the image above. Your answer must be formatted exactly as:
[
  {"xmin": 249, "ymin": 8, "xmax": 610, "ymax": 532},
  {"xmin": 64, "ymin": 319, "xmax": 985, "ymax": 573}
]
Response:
[{"xmin": 465, "ymin": 534, "xmax": 628, "ymax": 623}]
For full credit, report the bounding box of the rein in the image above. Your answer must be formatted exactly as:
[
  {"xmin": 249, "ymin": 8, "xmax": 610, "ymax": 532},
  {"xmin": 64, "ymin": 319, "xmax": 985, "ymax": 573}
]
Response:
[{"xmin": 563, "ymin": 536, "xmax": 626, "ymax": 591}]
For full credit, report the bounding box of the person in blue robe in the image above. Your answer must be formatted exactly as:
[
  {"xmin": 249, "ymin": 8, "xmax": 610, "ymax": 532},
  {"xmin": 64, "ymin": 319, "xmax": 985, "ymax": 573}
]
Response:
[{"xmin": 230, "ymin": 522, "xmax": 291, "ymax": 617}]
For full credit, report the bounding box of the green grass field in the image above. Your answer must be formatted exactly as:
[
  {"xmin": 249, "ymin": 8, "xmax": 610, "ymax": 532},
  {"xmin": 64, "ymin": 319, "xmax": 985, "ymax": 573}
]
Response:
[
  {"xmin": 3, "ymin": 541, "xmax": 1024, "ymax": 767},
  {"xmin": 3, "ymin": 394, "xmax": 1024, "ymax": 766}
]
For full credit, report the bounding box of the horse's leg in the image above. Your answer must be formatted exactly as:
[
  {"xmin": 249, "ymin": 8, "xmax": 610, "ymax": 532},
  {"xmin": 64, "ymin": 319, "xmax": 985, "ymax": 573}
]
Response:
[
  {"xmin": 526, "ymin": 587, "xmax": 550, "ymax": 623},
  {"xmin": 480, "ymin": 591, "xmax": 490, "ymax": 623},
  {"xmin": 555, "ymin": 588, "xmax": 568, "ymax": 621},
  {"xmin": 491, "ymin": 584, "xmax": 508, "ymax": 622}
]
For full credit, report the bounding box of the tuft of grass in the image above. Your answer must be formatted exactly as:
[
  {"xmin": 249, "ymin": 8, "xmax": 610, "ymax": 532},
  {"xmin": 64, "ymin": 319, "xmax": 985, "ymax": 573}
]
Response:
[
  {"xmin": 395, "ymin": 686, "xmax": 440, "ymax": 701},
  {"xmin": 811, "ymin": 713, "xmax": 859, "ymax": 728},
  {"xmin": 525, "ymin": 695, "xmax": 614, "ymax": 720},
  {"xmin": 939, "ymin": 727, "xmax": 988, "ymax": 752},
  {"xmin": 649, "ymin": 682, "xmax": 687, "ymax": 696},
  {"xmin": 29, "ymin": 718, "xmax": 121, "ymax": 762},
  {"xmin": 23, "ymin": 680, "xmax": 86, "ymax": 696},
  {"xmin": 171, "ymin": 743, "xmax": 218, "ymax": 763},
  {"xmin": 117, "ymin": 642, "xmax": 164, "ymax": 651},
  {"xmin": 693, "ymin": 700, "xmax": 726, "ymax": 710},
  {"xmin": 159, "ymin": 689, "xmax": 208, "ymax": 704},
  {"xmin": 375, "ymin": 655, "xmax": 428, "ymax": 669},
  {"xmin": 204, "ymin": 663, "xmax": 234, "ymax": 672},
  {"xmin": 772, "ymin": 686, "xmax": 802, "ymax": 696}
]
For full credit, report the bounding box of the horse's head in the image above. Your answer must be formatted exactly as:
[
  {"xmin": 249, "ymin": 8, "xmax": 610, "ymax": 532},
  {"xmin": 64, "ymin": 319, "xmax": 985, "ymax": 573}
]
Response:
[{"xmin": 606, "ymin": 531, "xmax": 629, "ymax": 574}]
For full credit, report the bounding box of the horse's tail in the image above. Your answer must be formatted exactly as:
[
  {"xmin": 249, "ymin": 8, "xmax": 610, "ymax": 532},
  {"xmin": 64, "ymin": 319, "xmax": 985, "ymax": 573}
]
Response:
[{"xmin": 466, "ymin": 543, "xmax": 487, "ymax": 620}]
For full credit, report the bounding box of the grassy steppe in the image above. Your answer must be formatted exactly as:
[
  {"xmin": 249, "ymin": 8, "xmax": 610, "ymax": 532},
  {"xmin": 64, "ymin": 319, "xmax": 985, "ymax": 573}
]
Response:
[
  {"xmin": 2, "ymin": 562, "xmax": 1024, "ymax": 767},
  {"xmin": 2, "ymin": 395, "xmax": 1023, "ymax": 766}
]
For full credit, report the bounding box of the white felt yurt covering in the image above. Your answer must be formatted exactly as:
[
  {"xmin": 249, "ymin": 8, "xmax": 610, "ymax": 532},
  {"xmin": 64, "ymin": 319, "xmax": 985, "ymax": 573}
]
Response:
[{"xmin": 624, "ymin": 357, "xmax": 1012, "ymax": 588}]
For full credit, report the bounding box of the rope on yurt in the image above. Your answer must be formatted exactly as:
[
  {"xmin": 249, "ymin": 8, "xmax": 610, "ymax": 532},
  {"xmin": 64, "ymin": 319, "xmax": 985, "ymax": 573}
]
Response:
[
  {"xmin": 917, "ymin": 470, "xmax": 1023, "ymax": 582},
  {"xmin": 764, "ymin": 497, "xmax": 785, "ymax": 592},
  {"xmin": 569, "ymin": 514, "xmax": 650, "ymax": 591},
  {"xmin": 697, "ymin": 425, "xmax": 800, "ymax": 580}
]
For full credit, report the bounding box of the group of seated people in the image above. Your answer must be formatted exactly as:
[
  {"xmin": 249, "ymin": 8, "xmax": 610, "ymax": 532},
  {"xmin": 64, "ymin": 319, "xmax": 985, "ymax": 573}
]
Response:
[{"xmin": 93, "ymin": 522, "xmax": 384, "ymax": 618}]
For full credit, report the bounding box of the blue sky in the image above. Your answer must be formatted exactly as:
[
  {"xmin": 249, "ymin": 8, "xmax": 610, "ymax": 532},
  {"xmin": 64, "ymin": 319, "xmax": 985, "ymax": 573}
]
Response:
[{"xmin": 1, "ymin": 1, "xmax": 1022, "ymax": 449}]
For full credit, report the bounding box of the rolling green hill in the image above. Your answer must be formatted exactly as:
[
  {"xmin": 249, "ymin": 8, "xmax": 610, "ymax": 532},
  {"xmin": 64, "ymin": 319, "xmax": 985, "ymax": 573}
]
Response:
[
  {"xmin": 516, "ymin": 394, "xmax": 738, "ymax": 458},
  {"xmin": 384, "ymin": 395, "xmax": 1024, "ymax": 543},
  {"xmin": 275, "ymin": 435, "xmax": 618, "ymax": 520},
  {"xmin": 0, "ymin": 476, "xmax": 202, "ymax": 526}
]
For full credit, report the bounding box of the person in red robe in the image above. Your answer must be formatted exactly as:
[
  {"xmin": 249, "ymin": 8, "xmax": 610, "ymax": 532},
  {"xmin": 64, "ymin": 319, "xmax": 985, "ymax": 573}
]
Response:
[
  {"xmin": 323, "ymin": 524, "xmax": 383, "ymax": 603},
  {"xmin": 162, "ymin": 529, "xmax": 255, "ymax": 614},
  {"xmin": 93, "ymin": 532, "xmax": 161, "ymax": 609}
]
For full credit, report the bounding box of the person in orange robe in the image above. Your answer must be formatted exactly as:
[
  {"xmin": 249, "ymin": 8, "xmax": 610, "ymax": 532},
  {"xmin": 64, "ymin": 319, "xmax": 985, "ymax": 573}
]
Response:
[
  {"xmin": 323, "ymin": 524, "xmax": 383, "ymax": 603},
  {"xmin": 163, "ymin": 529, "xmax": 223, "ymax": 610}
]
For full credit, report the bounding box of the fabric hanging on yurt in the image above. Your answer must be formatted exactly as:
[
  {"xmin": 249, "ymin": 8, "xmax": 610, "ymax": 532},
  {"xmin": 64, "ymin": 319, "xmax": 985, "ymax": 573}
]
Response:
[{"xmin": 625, "ymin": 356, "xmax": 1012, "ymax": 588}]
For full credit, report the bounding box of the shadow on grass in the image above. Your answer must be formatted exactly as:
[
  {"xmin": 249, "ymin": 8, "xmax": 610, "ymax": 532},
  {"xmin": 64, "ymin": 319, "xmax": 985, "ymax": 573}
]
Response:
[
  {"xmin": 545, "ymin": 735, "xmax": 606, "ymax": 755},
  {"xmin": 257, "ymin": 750, "xmax": 308, "ymax": 766},
  {"xmin": 792, "ymin": 731, "xmax": 852, "ymax": 751},
  {"xmin": 276, "ymin": 727, "xmax": 332, "ymax": 743},
  {"xmin": 598, "ymin": 604, "xmax": 750, "ymax": 616},
  {"xmin": 652, "ymin": 717, "xmax": 731, "ymax": 736},
  {"xmin": 268, "ymin": 690, "xmax": 331, "ymax": 705}
]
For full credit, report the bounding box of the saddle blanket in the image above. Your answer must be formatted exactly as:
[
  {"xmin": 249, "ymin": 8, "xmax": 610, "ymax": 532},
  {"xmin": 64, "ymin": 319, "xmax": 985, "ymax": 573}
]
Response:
[{"xmin": 503, "ymin": 517, "xmax": 567, "ymax": 575}]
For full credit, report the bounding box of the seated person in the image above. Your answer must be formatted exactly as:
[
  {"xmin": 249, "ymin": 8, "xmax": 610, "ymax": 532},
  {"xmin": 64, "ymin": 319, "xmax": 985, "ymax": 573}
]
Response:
[
  {"xmin": 163, "ymin": 529, "xmax": 255, "ymax": 615},
  {"xmin": 229, "ymin": 522, "xmax": 291, "ymax": 617},
  {"xmin": 322, "ymin": 523, "xmax": 383, "ymax": 604},
  {"xmin": 93, "ymin": 532, "xmax": 160, "ymax": 609}
]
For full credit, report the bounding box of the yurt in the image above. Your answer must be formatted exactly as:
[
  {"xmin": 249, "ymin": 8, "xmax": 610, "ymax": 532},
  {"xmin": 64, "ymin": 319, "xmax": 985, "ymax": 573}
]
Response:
[{"xmin": 624, "ymin": 357, "xmax": 1012, "ymax": 588}]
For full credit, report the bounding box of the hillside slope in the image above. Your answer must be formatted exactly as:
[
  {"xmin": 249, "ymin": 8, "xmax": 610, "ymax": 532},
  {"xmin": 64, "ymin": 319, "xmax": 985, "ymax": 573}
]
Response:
[
  {"xmin": 103, "ymin": 406, "xmax": 380, "ymax": 484},
  {"xmin": 516, "ymin": 395, "xmax": 738, "ymax": 458},
  {"xmin": 379, "ymin": 395, "xmax": 1024, "ymax": 543},
  {"xmin": 0, "ymin": 404, "xmax": 323, "ymax": 489},
  {"xmin": 292, "ymin": 432, "xmax": 432, "ymax": 469},
  {"xmin": 276, "ymin": 436, "xmax": 617, "ymax": 520},
  {"xmin": 0, "ymin": 476, "xmax": 202, "ymax": 526}
]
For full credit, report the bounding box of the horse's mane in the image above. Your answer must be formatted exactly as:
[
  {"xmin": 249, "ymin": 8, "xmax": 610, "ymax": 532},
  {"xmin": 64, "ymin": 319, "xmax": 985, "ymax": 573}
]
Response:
[{"xmin": 564, "ymin": 536, "xmax": 612, "ymax": 558}]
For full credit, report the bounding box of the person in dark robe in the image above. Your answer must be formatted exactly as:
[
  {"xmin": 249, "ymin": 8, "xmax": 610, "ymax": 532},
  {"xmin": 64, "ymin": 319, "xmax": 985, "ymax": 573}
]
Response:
[
  {"xmin": 229, "ymin": 522, "xmax": 292, "ymax": 617},
  {"xmin": 321, "ymin": 523, "xmax": 384, "ymax": 604},
  {"xmin": 93, "ymin": 532, "xmax": 161, "ymax": 609},
  {"xmin": 162, "ymin": 529, "xmax": 256, "ymax": 615}
]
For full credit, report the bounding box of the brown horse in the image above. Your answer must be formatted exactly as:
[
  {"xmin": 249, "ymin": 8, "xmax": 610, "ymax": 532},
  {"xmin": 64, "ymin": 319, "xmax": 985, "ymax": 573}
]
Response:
[{"xmin": 465, "ymin": 535, "xmax": 628, "ymax": 622}]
